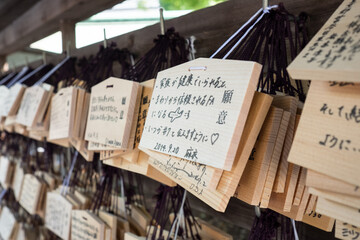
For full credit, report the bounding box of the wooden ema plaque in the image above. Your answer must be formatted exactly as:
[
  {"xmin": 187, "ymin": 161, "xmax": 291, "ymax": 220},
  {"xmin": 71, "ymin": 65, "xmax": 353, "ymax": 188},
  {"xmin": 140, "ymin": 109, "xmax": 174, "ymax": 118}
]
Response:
[
  {"xmin": 335, "ymin": 220, "xmax": 360, "ymax": 240},
  {"xmin": 305, "ymin": 194, "xmax": 317, "ymax": 215},
  {"xmin": 0, "ymin": 156, "xmax": 14, "ymax": 188},
  {"xmin": 70, "ymin": 92, "xmax": 94, "ymax": 161},
  {"xmin": 45, "ymin": 192, "xmax": 74, "ymax": 240},
  {"xmin": 12, "ymin": 162, "xmax": 24, "ymax": 201},
  {"xmin": 140, "ymin": 58, "xmax": 261, "ymax": 170},
  {"xmin": 269, "ymin": 186, "xmax": 311, "ymax": 221},
  {"xmin": 100, "ymin": 79, "xmax": 155, "ymax": 161},
  {"xmin": 216, "ymin": 92, "xmax": 272, "ymax": 196},
  {"xmin": 309, "ymin": 187, "xmax": 360, "ymax": 210},
  {"xmin": 19, "ymin": 174, "xmax": 45, "ymax": 215},
  {"xmin": 16, "ymin": 84, "xmax": 53, "ymax": 127},
  {"xmin": 316, "ymin": 197, "xmax": 360, "ymax": 226},
  {"xmin": 71, "ymin": 210, "xmax": 106, "ymax": 240},
  {"xmin": 287, "ymin": 0, "xmax": 360, "ymax": 82},
  {"xmin": 272, "ymin": 96, "xmax": 298, "ymax": 193},
  {"xmin": 293, "ymin": 168, "xmax": 307, "ymax": 206},
  {"xmin": 48, "ymin": 87, "xmax": 78, "ymax": 146},
  {"xmin": 235, "ymin": 106, "xmax": 282, "ymax": 205},
  {"xmin": 141, "ymin": 92, "xmax": 272, "ymax": 212},
  {"xmin": 288, "ymin": 81, "xmax": 360, "ymax": 186},
  {"xmin": 260, "ymin": 110, "xmax": 291, "ymax": 208},
  {"xmin": 302, "ymin": 210, "xmax": 335, "ymax": 232},
  {"xmin": 1, "ymin": 84, "xmax": 25, "ymax": 117},
  {"xmin": 0, "ymin": 207, "xmax": 17, "ymax": 240},
  {"xmin": 0, "ymin": 86, "xmax": 9, "ymax": 116},
  {"xmin": 306, "ymin": 169, "xmax": 360, "ymax": 197},
  {"xmin": 85, "ymin": 77, "xmax": 139, "ymax": 149},
  {"xmin": 280, "ymin": 115, "xmax": 302, "ymax": 212}
]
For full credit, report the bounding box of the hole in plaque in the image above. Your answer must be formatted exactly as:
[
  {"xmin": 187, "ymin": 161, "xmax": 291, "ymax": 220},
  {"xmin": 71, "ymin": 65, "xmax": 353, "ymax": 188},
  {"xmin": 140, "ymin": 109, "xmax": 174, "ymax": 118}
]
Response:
[
  {"xmin": 188, "ymin": 66, "xmax": 207, "ymax": 71},
  {"xmin": 82, "ymin": 217, "xmax": 88, "ymax": 220},
  {"xmin": 106, "ymin": 84, "xmax": 114, "ymax": 88},
  {"xmin": 59, "ymin": 93, "xmax": 63, "ymax": 96}
]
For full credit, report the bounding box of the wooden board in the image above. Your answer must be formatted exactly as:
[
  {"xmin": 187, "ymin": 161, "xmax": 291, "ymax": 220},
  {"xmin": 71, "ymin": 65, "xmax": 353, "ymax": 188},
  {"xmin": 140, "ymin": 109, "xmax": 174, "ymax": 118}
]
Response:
[
  {"xmin": 309, "ymin": 187, "xmax": 360, "ymax": 209},
  {"xmin": 70, "ymin": 137, "xmax": 94, "ymax": 162},
  {"xmin": 306, "ymin": 169, "xmax": 360, "ymax": 197},
  {"xmin": 142, "ymin": 148, "xmax": 222, "ymax": 192},
  {"xmin": 140, "ymin": 58, "xmax": 261, "ymax": 170},
  {"xmin": 0, "ymin": 156, "xmax": 13, "ymax": 188},
  {"xmin": 272, "ymin": 96, "xmax": 298, "ymax": 193},
  {"xmin": 287, "ymin": 0, "xmax": 360, "ymax": 82},
  {"xmin": 335, "ymin": 220, "xmax": 360, "ymax": 240},
  {"xmin": 104, "ymin": 152, "xmax": 149, "ymax": 175},
  {"xmin": 269, "ymin": 186, "xmax": 311, "ymax": 221},
  {"xmin": 288, "ymin": 81, "xmax": 360, "ymax": 186},
  {"xmin": 316, "ymin": 197, "xmax": 360, "ymax": 226},
  {"xmin": 100, "ymin": 79, "xmax": 155, "ymax": 161},
  {"xmin": 293, "ymin": 168, "xmax": 306, "ymax": 206},
  {"xmin": 0, "ymin": 86, "xmax": 9, "ymax": 116},
  {"xmin": 19, "ymin": 174, "xmax": 44, "ymax": 215},
  {"xmin": 268, "ymin": 162, "xmax": 299, "ymax": 213},
  {"xmin": 99, "ymin": 211, "xmax": 117, "ymax": 240},
  {"xmin": 234, "ymin": 106, "xmax": 282, "ymax": 205},
  {"xmin": 142, "ymin": 148, "xmax": 230, "ymax": 212},
  {"xmin": 12, "ymin": 163, "xmax": 24, "ymax": 201},
  {"xmin": 196, "ymin": 218, "xmax": 233, "ymax": 240},
  {"xmin": 283, "ymin": 114, "xmax": 302, "ymax": 211},
  {"xmin": 85, "ymin": 77, "xmax": 139, "ymax": 149},
  {"xmin": 146, "ymin": 165, "xmax": 177, "ymax": 187},
  {"xmin": 45, "ymin": 192, "xmax": 73, "ymax": 240},
  {"xmin": 1, "ymin": 84, "xmax": 25, "ymax": 116},
  {"xmin": 302, "ymin": 210, "xmax": 335, "ymax": 232},
  {"xmin": 71, "ymin": 210, "xmax": 106, "ymax": 240},
  {"xmin": 0, "ymin": 207, "xmax": 17, "ymax": 240},
  {"xmin": 305, "ymin": 194, "xmax": 317, "ymax": 215},
  {"xmin": 96, "ymin": 84, "xmax": 142, "ymax": 154},
  {"xmin": 216, "ymin": 92, "xmax": 273, "ymax": 197},
  {"xmin": 72, "ymin": 88, "xmax": 86, "ymax": 139},
  {"xmin": 49, "ymin": 86, "xmax": 78, "ymax": 140},
  {"xmin": 16, "ymin": 85, "xmax": 52, "ymax": 127},
  {"xmin": 260, "ymin": 110, "xmax": 291, "ymax": 208}
]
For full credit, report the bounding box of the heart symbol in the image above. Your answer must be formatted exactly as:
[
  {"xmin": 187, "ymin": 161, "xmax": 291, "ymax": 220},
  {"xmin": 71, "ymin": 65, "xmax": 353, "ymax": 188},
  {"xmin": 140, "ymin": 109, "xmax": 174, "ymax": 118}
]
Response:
[{"xmin": 211, "ymin": 133, "xmax": 219, "ymax": 145}]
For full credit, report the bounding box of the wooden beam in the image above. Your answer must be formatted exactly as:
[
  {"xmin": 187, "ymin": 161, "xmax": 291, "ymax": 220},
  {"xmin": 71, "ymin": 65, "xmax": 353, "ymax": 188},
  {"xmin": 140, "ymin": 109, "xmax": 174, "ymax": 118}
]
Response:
[
  {"xmin": 0, "ymin": 0, "xmax": 125, "ymax": 55},
  {"xmin": 14, "ymin": 0, "xmax": 343, "ymax": 72},
  {"xmin": 74, "ymin": 0, "xmax": 343, "ymax": 59},
  {"xmin": 0, "ymin": 0, "xmax": 40, "ymax": 31}
]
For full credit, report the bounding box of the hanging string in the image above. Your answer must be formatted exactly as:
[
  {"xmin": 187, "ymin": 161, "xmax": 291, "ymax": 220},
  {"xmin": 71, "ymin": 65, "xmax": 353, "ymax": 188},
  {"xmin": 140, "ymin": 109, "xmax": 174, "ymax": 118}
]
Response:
[
  {"xmin": 291, "ymin": 219, "xmax": 299, "ymax": 240},
  {"xmin": 168, "ymin": 190, "xmax": 187, "ymax": 240},
  {"xmin": 61, "ymin": 150, "xmax": 79, "ymax": 196},
  {"xmin": 222, "ymin": 5, "xmax": 278, "ymax": 59}
]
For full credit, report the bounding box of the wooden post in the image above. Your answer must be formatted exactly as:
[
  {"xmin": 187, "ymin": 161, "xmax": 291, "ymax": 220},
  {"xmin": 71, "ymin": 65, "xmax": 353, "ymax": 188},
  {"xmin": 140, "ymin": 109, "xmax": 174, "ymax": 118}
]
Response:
[
  {"xmin": 60, "ymin": 19, "xmax": 76, "ymax": 55},
  {"xmin": 0, "ymin": 55, "xmax": 6, "ymax": 73}
]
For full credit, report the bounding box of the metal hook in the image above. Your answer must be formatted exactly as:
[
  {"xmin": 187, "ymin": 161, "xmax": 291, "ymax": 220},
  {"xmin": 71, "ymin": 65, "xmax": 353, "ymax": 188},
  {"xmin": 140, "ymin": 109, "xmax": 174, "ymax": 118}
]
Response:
[
  {"xmin": 66, "ymin": 41, "xmax": 71, "ymax": 57},
  {"xmin": 255, "ymin": 206, "xmax": 261, "ymax": 218},
  {"xmin": 130, "ymin": 54, "xmax": 135, "ymax": 67},
  {"xmin": 159, "ymin": 8, "xmax": 165, "ymax": 35},
  {"xmin": 103, "ymin": 28, "xmax": 107, "ymax": 48},
  {"xmin": 42, "ymin": 52, "xmax": 46, "ymax": 65},
  {"xmin": 263, "ymin": 0, "xmax": 269, "ymax": 10}
]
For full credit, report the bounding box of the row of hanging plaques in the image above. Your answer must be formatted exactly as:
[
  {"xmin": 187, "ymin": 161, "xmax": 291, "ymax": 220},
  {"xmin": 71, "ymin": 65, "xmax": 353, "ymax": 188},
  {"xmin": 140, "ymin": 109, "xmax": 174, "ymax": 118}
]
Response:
[{"xmin": 0, "ymin": 0, "xmax": 359, "ymax": 238}]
